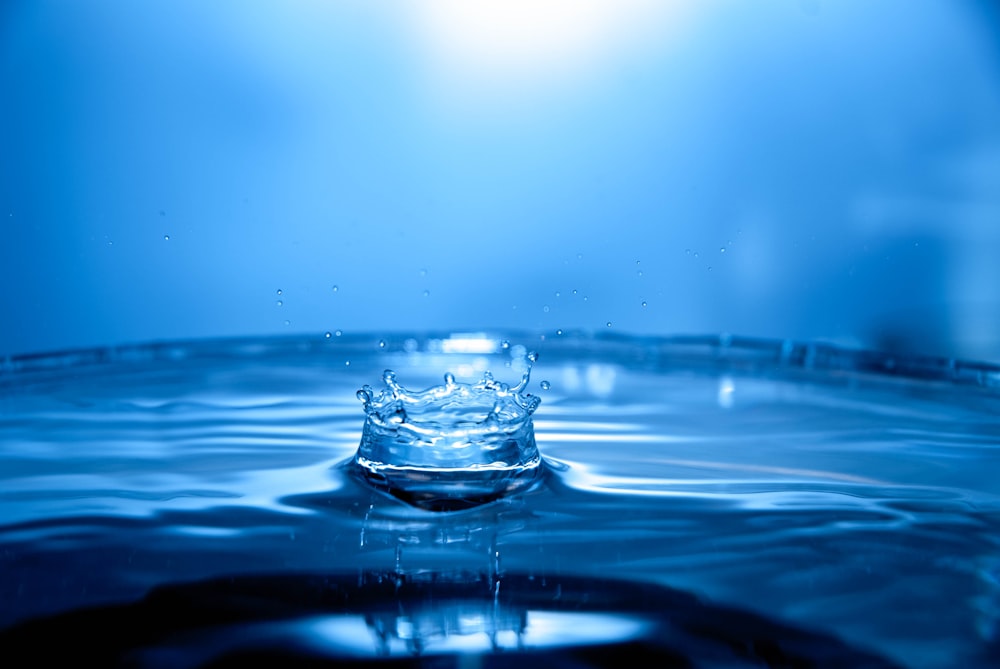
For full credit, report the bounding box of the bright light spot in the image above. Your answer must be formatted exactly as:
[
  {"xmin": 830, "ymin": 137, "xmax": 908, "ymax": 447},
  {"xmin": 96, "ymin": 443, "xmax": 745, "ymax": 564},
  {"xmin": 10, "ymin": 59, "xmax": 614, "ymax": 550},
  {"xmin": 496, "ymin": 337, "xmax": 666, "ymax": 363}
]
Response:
[
  {"xmin": 441, "ymin": 334, "xmax": 498, "ymax": 354},
  {"xmin": 718, "ymin": 375, "xmax": 735, "ymax": 409},
  {"xmin": 415, "ymin": 0, "xmax": 685, "ymax": 85}
]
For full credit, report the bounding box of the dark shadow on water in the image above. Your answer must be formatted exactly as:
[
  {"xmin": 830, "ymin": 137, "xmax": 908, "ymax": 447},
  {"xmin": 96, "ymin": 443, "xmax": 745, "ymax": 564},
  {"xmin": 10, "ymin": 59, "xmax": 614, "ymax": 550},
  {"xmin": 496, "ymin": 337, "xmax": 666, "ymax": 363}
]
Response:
[{"xmin": 0, "ymin": 570, "xmax": 902, "ymax": 669}]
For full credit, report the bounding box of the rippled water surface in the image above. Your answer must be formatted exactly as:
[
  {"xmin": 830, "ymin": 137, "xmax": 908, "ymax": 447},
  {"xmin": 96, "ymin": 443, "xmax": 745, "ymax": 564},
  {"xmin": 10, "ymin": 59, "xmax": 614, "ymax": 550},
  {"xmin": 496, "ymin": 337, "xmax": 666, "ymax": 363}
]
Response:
[{"xmin": 1, "ymin": 333, "xmax": 999, "ymax": 668}]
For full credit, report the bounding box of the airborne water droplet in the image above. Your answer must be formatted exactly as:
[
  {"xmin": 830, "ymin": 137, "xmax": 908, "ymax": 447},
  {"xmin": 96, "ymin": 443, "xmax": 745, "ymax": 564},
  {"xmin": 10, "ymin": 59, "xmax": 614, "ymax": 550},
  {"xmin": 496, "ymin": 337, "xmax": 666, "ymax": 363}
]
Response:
[
  {"xmin": 163, "ymin": 235, "xmax": 170, "ymax": 241},
  {"xmin": 606, "ymin": 321, "xmax": 612, "ymax": 327},
  {"xmin": 276, "ymin": 289, "xmax": 283, "ymax": 296},
  {"xmin": 378, "ymin": 340, "xmax": 386, "ymax": 349},
  {"xmin": 540, "ymin": 380, "xmax": 551, "ymax": 390},
  {"xmin": 276, "ymin": 300, "xmax": 283, "ymax": 307},
  {"xmin": 324, "ymin": 332, "xmax": 332, "ymax": 339},
  {"xmin": 332, "ymin": 285, "xmax": 339, "ymax": 293}
]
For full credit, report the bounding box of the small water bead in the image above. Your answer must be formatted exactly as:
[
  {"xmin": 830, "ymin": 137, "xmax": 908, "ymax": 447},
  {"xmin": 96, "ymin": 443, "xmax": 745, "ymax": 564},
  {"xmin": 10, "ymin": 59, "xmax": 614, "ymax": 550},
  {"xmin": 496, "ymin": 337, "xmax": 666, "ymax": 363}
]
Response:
[
  {"xmin": 276, "ymin": 300, "xmax": 283, "ymax": 307},
  {"xmin": 540, "ymin": 380, "xmax": 551, "ymax": 390},
  {"xmin": 378, "ymin": 340, "xmax": 386, "ymax": 349},
  {"xmin": 500, "ymin": 340, "xmax": 510, "ymax": 350},
  {"xmin": 720, "ymin": 248, "xmax": 726, "ymax": 254},
  {"xmin": 277, "ymin": 289, "xmax": 283, "ymax": 296},
  {"xmin": 325, "ymin": 332, "xmax": 332, "ymax": 339},
  {"xmin": 335, "ymin": 330, "xmax": 343, "ymax": 337},
  {"xmin": 423, "ymin": 290, "xmax": 430, "ymax": 297},
  {"xmin": 543, "ymin": 306, "xmax": 550, "ymax": 313},
  {"xmin": 641, "ymin": 301, "xmax": 647, "ymax": 308},
  {"xmin": 283, "ymin": 320, "xmax": 290, "ymax": 326},
  {"xmin": 332, "ymin": 285, "xmax": 339, "ymax": 293},
  {"xmin": 556, "ymin": 329, "xmax": 563, "ymax": 335},
  {"xmin": 163, "ymin": 235, "xmax": 170, "ymax": 241},
  {"xmin": 607, "ymin": 321, "xmax": 612, "ymax": 327}
]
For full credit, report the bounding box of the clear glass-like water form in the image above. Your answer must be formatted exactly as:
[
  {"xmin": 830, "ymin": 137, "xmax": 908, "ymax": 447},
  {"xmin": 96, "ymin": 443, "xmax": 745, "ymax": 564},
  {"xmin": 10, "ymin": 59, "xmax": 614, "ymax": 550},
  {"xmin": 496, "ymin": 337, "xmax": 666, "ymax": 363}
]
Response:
[
  {"xmin": 354, "ymin": 355, "xmax": 541, "ymax": 510},
  {"xmin": 1, "ymin": 333, "xmax": 999, "ymax": 668}
]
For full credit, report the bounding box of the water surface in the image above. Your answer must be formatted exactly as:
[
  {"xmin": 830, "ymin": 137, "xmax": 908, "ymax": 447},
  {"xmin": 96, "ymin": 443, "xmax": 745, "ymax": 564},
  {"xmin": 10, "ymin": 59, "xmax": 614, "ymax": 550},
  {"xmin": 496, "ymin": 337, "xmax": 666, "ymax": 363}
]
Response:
[{"xmin": 1, "ymin": 333, "xmax": 999, "ymax": 667}]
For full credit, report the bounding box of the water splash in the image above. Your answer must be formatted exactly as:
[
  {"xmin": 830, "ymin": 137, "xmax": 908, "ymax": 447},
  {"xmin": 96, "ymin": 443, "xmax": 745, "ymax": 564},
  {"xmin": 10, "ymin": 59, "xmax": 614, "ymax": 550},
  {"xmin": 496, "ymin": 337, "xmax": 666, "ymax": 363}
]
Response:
[{"xmin": 354, "ymin": 352, "xmax": 542, "ymax": 510}]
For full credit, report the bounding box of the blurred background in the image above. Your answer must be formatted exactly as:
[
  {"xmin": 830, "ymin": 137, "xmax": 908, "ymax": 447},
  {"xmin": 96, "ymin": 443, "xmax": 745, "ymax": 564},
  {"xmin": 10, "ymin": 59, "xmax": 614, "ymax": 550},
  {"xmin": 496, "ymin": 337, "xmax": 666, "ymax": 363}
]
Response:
[{"xmin": 2, "ymin": 0, "xmax": 999, "ymax": 361}]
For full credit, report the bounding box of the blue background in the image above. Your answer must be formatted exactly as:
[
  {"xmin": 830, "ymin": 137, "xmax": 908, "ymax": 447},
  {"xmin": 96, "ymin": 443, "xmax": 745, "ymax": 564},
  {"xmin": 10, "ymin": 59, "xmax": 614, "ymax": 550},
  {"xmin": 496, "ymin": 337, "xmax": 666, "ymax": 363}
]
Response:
[{"xmin": 2, "ymin": 1, "xmax": 999, "ymax": 361}]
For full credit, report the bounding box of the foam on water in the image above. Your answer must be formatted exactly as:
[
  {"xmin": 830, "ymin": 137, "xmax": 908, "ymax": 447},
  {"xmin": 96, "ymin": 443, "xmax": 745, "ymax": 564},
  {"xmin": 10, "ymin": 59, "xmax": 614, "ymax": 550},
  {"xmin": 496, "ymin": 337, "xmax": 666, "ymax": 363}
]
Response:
[{"xmin": 1, "ymin": 333, "xmax": 999, "ymax": 668}]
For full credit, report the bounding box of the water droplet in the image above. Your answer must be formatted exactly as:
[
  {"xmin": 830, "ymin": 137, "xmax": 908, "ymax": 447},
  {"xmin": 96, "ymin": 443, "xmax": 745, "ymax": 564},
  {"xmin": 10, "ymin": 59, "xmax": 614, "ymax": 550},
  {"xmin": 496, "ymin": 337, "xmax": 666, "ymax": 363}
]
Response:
[
  {"xmin": 694, "ymin": 252, "xmax": 699, "ymax": 258},
  {"xmin": 685, "ymin": 249, "xmax": 691, "ymax": 256},
  {"xmin": 500, "ymin": 340, "xmax": 510, "ymax": 350},
  {"xmin": 543, "ymin": 305, "xmax": 550, "ymax": 313},
  {"xmin": 527, "ymin": 351, "xmax": 539, "ymax": 363},
  {"xmin": 276, "ymin": 289, "xmax": 283, "ymax": 296},
  {"xmin": 283, "ymin": 320, "xmax": 290, "ymax": 326},
  {"xmin": 720, "ymin": 247, "xmax": 726, "ymax": 254},
  {"xmin": 540, "ymin": 380, "xmax": 551, "ymax": 390},
  {"xmin": 583, "ymin": 296, "xmax": 589, "ymax": 302},
  {"xmin": 606, "ymin": 321, "xmax": 612, "ymax": 327},
  {"xmin": 443, "ymin": 372, "xmax": 456, "ymax": 386},
  {"xmin": 419, "ymin": 268, "xmax": 428, "ymax": 277},
  {"xmin": 572, "ymin": 289, "xmax": 578, "ymax": 295},
  {"xmin": 576, "ymin": 253, "xmax": 583, "ymax": 260},
  {"xmin": 707, "ymin": 266, "xmax": 713, "ymax": 271},
  {"xmin": 641, "ymin": 301, "xmax": 647, "ymax": 308},
  {"xmin": 335, "ymin": 330, "xmax": 343, "ymax": 337},
  {"xmin": 378, "ymin": 339, "xmax": 386, "ymax": 349},
  {"xmin": 332, "ymin": 285, "xmax": 339, "ymax": 292},
  {"xmin": 422, "ymin": 290, "xmax": 430, "ymax": 297},
  {"xmin": 163, "ymin": 235, "xmax": 170, "ymax": 241},
  {"xmin": 275, "ymin": 300, "xmax": 283, "ymax": 307},
  {"xmin": 637, "ymin": 270, "xmax": 643, "ymax": 277},
  {"xmin": 556, "ymin": 329, "xmax": 563, "ymax": 335},
  {"xmin": 345, "ymin": 360, "xmax": 351, "ymax": 366},
  {"xmin": 324, "ymin": 332, "xmax": 332, "ymax": 339},
  {"xmin": 555, "ymin": 291, "xmax": 561, "ymax": 298}
]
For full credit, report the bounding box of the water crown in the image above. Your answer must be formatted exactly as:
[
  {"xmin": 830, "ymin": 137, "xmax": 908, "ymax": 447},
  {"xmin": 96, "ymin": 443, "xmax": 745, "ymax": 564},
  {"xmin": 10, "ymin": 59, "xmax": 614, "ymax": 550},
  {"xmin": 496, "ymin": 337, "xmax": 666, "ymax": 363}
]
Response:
[{"xmin": 354, "ymin": 352, "xmax": 543, "ymax": 510}]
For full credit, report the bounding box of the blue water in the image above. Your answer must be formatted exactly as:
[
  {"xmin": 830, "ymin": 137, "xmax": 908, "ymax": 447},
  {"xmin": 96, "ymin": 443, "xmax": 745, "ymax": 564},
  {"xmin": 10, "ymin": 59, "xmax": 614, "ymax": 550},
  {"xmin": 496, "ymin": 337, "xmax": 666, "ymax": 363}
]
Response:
[{"xmin": 1, "ymin": 333, "xmax": 999, "ymax": 667}]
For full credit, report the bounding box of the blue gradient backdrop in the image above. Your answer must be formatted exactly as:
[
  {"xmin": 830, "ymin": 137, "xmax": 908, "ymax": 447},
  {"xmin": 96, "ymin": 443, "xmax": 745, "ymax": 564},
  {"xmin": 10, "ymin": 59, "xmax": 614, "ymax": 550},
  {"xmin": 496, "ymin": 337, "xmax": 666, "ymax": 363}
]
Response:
[{"xmin": 2, "ymin": 1, "xmax": 999, "ymax": 360}]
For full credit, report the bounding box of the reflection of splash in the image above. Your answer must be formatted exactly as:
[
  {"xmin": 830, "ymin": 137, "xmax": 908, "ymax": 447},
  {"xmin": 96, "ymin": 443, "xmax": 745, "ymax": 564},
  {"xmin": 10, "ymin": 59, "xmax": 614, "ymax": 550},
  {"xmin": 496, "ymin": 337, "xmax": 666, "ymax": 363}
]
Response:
[{"xmin": 0, "ymin": 571, "xmax": 902, "ymax": 667}]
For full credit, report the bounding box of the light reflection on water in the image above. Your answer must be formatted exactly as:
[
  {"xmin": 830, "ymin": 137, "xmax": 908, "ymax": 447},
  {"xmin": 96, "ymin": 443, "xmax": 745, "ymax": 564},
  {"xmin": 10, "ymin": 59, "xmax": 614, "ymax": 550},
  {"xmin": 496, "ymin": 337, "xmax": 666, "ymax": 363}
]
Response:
[{"xmin": 1, "ymin": 333, "xmax": 999, "ymax": 667}]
